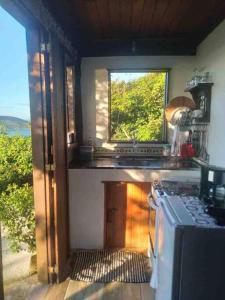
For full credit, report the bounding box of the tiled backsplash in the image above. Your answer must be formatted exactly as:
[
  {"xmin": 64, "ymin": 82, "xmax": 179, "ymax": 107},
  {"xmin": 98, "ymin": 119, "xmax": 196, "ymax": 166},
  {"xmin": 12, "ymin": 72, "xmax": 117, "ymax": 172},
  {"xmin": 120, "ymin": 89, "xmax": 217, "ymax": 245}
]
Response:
[{"xmin": 94, "ymin": 146, "xmax": 165, "ymax": 157}]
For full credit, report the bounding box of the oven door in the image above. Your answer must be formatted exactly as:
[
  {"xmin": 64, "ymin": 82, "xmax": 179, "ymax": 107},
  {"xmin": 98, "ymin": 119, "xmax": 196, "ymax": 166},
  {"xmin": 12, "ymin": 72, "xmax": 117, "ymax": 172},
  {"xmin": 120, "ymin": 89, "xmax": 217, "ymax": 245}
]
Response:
[{"xmin": 155, "ymin": 199, "xmax": 177, "ymax": 300}]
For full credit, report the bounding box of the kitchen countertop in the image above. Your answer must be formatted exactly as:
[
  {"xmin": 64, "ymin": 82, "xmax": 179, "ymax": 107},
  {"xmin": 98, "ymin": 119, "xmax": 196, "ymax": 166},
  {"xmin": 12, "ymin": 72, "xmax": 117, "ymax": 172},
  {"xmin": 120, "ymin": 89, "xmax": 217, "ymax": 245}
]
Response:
[{"xmin": 69, "ymin": 157, "xmax": 200, "ymax": 170}]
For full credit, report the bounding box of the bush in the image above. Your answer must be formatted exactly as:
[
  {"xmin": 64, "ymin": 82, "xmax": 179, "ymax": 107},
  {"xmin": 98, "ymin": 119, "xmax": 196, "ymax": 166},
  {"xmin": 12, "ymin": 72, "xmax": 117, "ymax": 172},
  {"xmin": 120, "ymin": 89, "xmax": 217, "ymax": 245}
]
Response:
[
  {"xmin": 0, "ymin": 135, "xmax": 35, "ymax": 253},
  {"xmin": 0, "ymin": 184, "xmax": 35, "ymax": 252},
  {"xmin": 111, "ymin": 72, "xmax": 166, "ymax": 141}
]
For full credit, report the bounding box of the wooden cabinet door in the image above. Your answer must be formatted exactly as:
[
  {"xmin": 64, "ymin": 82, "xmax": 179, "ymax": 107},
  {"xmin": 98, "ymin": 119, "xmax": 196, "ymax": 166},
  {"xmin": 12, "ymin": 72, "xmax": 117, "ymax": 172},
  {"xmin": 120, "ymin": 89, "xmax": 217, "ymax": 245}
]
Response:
[
  {"xmin": 126, "ymin": 183, "xmax": 150, "ymax": 249},
  {"xmin": 105, "ymin": 182, "xmax": 150, "ymax": 249},
  {"xmin": 105, "ymin": 182, "xmax": 127, "ymax": 248}
]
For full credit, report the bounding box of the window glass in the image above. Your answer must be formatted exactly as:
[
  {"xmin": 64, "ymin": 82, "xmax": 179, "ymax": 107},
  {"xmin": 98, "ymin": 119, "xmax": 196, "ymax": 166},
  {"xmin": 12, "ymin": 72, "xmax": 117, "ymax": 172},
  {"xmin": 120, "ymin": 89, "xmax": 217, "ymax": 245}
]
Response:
[
  {"xmin": 66, "ymin": 66, "xmax": 76, "ymax": 143},
  {"xmin": 109, "ymin": 71, "xmax": 168, "ymax": 142}
]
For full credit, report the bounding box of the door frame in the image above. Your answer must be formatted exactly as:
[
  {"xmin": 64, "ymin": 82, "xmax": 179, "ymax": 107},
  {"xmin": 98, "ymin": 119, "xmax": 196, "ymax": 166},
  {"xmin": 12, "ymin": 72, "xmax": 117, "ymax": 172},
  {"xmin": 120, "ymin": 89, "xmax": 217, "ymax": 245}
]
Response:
[
  {"xmin": 0, "ymin": 0, "xmax": 51, "ymax": 284},
  {"xmin": 26, "ymin": 26, "xmax": 53, "ymax": 283},
  {"xmin": 1, "ymin": 1, "xmax": 71, "ymax": 283},
  {"xmin": 50, "ymin": 34, "xmax": 71, "ymax": 283}
]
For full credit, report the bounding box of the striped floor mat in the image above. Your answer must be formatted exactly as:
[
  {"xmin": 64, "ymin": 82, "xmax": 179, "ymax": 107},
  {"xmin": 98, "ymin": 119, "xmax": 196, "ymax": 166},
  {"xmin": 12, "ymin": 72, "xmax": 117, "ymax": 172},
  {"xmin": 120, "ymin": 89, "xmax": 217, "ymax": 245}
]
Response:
[{"xmin": 70, "ymin": 250, "xmax": 151, "ymax": 283}]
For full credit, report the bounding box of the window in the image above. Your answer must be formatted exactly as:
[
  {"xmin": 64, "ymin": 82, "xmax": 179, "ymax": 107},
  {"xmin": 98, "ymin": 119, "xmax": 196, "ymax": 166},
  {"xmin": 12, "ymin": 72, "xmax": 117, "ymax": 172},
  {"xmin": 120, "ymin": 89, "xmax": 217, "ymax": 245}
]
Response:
[
  {"xmin": 109, "ymin": 70, "xmax": 168, "ymax": 142},
  {"xmin": 65, "ymin": 65, "xmax": 76, "ymax": 144}
]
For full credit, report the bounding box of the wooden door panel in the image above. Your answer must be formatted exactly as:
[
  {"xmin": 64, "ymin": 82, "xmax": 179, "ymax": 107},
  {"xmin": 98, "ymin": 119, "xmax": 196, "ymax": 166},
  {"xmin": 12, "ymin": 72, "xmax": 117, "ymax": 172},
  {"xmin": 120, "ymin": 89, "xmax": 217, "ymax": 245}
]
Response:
[
  {"xmin": 22, "ymin": 10, "xmax": 70, "ymax": 285},
  {"xmin": 50, "ymin": 36, "xmax": 70, "ymax": 282},
  {"xmin": 105, "ymin": 182, "xmax": 126, "ymax": 248},
  {"xmin": 26, "ymin": 28, "xmax": 50, "ymax": 283},
  {"xmin": 105, "ymin": 182, "xmax": 150, "ymax": 249},
  {"xmin": 126, "ymin": 183, "xmax": 150, "ymax": 249}
]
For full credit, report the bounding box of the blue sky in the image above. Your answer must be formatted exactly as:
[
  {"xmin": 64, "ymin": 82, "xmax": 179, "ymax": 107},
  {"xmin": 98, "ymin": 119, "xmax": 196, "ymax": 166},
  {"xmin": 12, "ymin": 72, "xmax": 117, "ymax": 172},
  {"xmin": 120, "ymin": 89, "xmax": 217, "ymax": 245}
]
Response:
[
  {"xmin": 111, "ymin": 72, "xmax": 148, "ymax": 82},
  {"xmin": 0, "ymin": 6, "xmax": 30, "ymax": 121}
]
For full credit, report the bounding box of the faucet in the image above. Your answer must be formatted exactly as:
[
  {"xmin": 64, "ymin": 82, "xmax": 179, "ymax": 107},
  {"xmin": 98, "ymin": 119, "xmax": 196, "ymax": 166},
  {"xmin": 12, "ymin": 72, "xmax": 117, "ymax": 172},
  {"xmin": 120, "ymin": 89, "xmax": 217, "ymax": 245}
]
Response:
[
  {"xmin": 131, "ymin": 131, "xmax": 138, "ymax": 148},
  {"xmin": 132, "ymin": 138, "xmax": 137, "ymax": 148}
]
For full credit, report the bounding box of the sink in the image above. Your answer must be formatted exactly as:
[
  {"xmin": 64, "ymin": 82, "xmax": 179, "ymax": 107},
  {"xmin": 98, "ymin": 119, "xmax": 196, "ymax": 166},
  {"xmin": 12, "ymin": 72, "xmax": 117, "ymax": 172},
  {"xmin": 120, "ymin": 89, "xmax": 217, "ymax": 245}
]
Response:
[
  {"xmin": 90, "ymin": 157, "xmax": 199, "ymax": 169},
  {"xmin": 114, "ymin": 157, "xmax": 198, "ymax": 169},
  {"xmin": 116, "ymin": 158, "xmax": 166, "ymax": 167}
]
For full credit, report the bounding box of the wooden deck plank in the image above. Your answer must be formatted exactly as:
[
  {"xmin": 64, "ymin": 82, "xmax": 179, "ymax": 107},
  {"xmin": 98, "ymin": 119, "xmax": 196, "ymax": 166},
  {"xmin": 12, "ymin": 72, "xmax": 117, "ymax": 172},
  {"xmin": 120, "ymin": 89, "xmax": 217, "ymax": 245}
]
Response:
[
  {"xmin": 100, "ymin": 282, "xmax": 122, "ymax": 300},
  {"xmin": 64, "ymin": 281, "xmax": 155, "ymax": 300},
  {"xmin": 120, "ymin": 283, "xmax": 141, "ymax": 300},
  {"xmin": 64, "ymin": 281, "xmax": 105, "ymax": 300},
  {"xmin": 44, "ymin": 279, "xmax": 69, "ymax": 300},
  {"xmin": 140, "ymin": 283, "xmax": 155, "ymax": 300}
]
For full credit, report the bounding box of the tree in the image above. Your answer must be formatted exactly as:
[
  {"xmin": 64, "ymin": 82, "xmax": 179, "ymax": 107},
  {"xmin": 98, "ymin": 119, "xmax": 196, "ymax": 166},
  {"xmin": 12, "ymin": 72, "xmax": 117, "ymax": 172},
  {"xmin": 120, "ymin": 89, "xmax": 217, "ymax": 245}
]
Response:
[
  {"xmin": 111, "ymin": 72, "xmax": 166, "ymax": 141},
  {"xmin": 0, "ymin": 122, "xmax": 6, "ymax": 135},
  {"xmin": 0, "ymin": 135, "xmax": 35, "ymax": 253}
]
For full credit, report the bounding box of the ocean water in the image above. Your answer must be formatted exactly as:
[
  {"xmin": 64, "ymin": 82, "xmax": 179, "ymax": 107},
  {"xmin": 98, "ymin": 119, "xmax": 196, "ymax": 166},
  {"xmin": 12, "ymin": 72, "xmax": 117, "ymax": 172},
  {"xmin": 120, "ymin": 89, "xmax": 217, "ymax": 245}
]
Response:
[{"xmin": 7, "ymin": 128, "xmax": 31, "ymax": 137}]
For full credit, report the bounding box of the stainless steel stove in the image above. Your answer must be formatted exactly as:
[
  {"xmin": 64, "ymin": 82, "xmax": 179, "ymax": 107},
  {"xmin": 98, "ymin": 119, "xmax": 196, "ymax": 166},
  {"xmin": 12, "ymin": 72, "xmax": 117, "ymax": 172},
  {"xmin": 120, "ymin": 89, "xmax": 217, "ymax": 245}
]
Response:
[
  {"xmin": 150, "ymin": 180, "xmax": 225, "ymax": 300},
  {"xmin": 180, "ymin": 196, "xmax": 218, "ymax": 226},
  {"xmin": 153, "ymin": 180, "xmax": 220, "ymax": 227}
]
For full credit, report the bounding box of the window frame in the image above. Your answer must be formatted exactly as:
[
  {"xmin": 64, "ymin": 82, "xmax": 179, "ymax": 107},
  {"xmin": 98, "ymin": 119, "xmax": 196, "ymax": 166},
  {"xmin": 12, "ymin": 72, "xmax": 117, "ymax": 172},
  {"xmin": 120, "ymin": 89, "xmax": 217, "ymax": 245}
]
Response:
[{"xmin": 108, "ymin": 68, "xmax": 170, "ymax": 144}]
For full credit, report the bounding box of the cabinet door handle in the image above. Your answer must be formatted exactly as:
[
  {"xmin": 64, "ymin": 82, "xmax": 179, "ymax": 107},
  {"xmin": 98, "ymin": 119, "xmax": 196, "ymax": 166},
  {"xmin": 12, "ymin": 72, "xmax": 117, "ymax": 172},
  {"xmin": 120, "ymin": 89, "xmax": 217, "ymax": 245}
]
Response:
[
  {"xmin": 107, "ymin": 208, "xmax": 117, "ymax": 223},
  {"xmin": 111, "ymin": 208, "xmax": 118, "ymax": 212}
]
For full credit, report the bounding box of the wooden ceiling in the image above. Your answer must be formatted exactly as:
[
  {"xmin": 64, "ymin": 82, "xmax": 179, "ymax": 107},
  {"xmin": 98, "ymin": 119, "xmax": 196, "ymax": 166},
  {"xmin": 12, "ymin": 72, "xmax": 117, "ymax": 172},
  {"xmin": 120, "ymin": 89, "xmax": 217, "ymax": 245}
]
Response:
[{"xmin": 46, "ymin": 0, "xmax": 225, "ymax": 56}]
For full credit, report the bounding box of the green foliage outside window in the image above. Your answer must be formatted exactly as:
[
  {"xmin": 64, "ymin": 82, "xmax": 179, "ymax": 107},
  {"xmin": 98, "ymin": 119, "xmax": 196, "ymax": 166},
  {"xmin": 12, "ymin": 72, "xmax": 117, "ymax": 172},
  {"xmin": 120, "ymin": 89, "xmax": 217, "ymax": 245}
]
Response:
[
  {"xmin": 110, "ymin": 72, "xmax": 167, "ymax": 142},
  {"xmin": 0, "ymin": 134, "xmax": 35, "ymax": 253}
]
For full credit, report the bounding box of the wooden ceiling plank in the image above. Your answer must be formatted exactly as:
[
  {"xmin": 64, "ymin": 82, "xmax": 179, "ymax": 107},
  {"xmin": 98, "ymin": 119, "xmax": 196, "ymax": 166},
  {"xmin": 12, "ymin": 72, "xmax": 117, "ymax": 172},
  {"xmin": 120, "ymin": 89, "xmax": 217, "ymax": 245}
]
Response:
[
  {"xmin": 120, "ymin": 0, "xmax": 133, "ymax": 38},
  {"xmin": 131, "ymin": 0, "xmax": 146, "ymax": 35},
  {"xmin": 149, "ymin": 0, "xmax": 171, "ymax": 36},
  {"xmin": 166, "ymin": 0, "xmax": 196, "ymax": 37},
  {"xmin": 84, "ymin": 0, "xmax": 103, "ymax": 37},
  {"xmin": 108, "ymin": 0, "xmax": 121, "ymax": 38},
  {"xmin": 141, "ymin": 0, "xmax": 157, "ymax": 36},
  {"xmin": 196, "ymin": 0, "xmax": 225, "ymax": 42},
  {"xmin": 160, "ymin": 0, "xmax": 181, "ymax": 36},
  {"xmin": 94, "ymin": 0, "xmax": 111, "ymax": 38},
  {"xmin": 45, "ymin": 0, "xmax": 225, "ymax": 56}
]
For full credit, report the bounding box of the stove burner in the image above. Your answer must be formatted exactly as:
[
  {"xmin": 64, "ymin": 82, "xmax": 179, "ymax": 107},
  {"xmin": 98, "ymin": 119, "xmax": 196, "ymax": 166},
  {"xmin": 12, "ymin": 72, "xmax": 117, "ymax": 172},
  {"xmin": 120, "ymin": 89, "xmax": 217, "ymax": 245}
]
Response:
[
  {"xmin": 186, "ymin": 205, "xmax": 199, "ymax": 211},
  {"xmin": 189, "ymin": 200, "xmax": 200, "ymax": 206},
  {"xmin": 199, "ymin": 212, "xmax": 210, "ymax": 218},
  {"xmin": 180, "ymin": 196, "xmax": 218, "ymax": 227},
  {"xmin": 195, "ymin": 219, "xmax": 211, "ymax": 225},
  {"xmin": 154, "ymin": 181, "xmax": 221, "ymax": 227}
]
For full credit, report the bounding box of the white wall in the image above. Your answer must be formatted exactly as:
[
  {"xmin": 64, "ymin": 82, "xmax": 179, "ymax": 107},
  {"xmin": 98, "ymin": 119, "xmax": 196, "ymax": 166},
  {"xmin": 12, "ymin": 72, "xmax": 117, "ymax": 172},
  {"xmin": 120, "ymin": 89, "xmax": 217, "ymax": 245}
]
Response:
[
  {"xmin": 69, "ymin": 168, "xmax": 200, "ymax": 249},
  {"xmin": 195, "ymin": 20, "xmax": 225, "ymax": 167},
  {"xmin": 81, "ymin": 56, "xmax": 195, "ymax": 147},
  {"xmin": 81, "ymin": 19, "xmax": 225, "ymax": 164}
]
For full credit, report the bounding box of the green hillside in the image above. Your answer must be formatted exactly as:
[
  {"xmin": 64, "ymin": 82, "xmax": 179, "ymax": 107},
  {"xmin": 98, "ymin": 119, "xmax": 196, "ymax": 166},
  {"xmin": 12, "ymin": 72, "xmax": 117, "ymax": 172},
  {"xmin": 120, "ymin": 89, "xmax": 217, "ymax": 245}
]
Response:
[{"xmin": 0, "ymin": 116, "xmax": 30, "ymax": 130}]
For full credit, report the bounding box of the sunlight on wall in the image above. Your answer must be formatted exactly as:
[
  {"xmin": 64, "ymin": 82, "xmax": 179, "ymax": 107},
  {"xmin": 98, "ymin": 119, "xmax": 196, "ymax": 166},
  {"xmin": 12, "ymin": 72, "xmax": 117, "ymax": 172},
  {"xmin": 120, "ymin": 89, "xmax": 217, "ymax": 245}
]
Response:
[
  {"xmin": 82, "ymin": 56, "xmax": 196, "ymax": 147},
  {"xmin": 96, "ymin": 69, "xmax": 108, "ymax": 143}
]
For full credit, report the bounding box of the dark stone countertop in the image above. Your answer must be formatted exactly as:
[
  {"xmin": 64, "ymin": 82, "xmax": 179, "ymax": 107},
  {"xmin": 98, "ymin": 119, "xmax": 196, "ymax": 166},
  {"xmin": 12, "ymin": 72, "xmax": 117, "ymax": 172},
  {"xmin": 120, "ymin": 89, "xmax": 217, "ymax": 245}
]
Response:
[{"xmin": 69, "ymin": 157, "xmax": 200, "ymax": 170}]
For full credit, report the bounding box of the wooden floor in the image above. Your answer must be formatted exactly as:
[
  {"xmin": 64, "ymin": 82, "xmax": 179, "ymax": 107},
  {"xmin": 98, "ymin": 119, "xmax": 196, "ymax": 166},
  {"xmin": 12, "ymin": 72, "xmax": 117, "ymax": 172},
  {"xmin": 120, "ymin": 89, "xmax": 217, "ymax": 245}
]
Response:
[
  {"xmin": 41, "ymin": 248, "xmax": 154, "ymax": 300},
  {"xmin": 43, "ymin": 280, "xmax": 155, "ymax": 300}
]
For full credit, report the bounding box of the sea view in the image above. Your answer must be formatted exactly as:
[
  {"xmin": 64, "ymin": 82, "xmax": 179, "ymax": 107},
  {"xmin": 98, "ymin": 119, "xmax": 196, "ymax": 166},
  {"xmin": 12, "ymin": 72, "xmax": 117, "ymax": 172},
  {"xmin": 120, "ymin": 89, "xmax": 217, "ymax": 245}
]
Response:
[{"xmin": 7, "ymin": 128, "xmax": 31, "ymax": 137}]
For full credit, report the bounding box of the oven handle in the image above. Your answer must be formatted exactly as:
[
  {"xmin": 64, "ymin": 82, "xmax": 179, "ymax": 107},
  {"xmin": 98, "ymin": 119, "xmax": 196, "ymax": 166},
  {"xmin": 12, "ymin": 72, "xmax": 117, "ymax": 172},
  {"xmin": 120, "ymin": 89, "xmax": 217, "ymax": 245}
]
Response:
[{"xmin": 147, "ymin": 192, "xmax": 158, "ymax": 210}]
